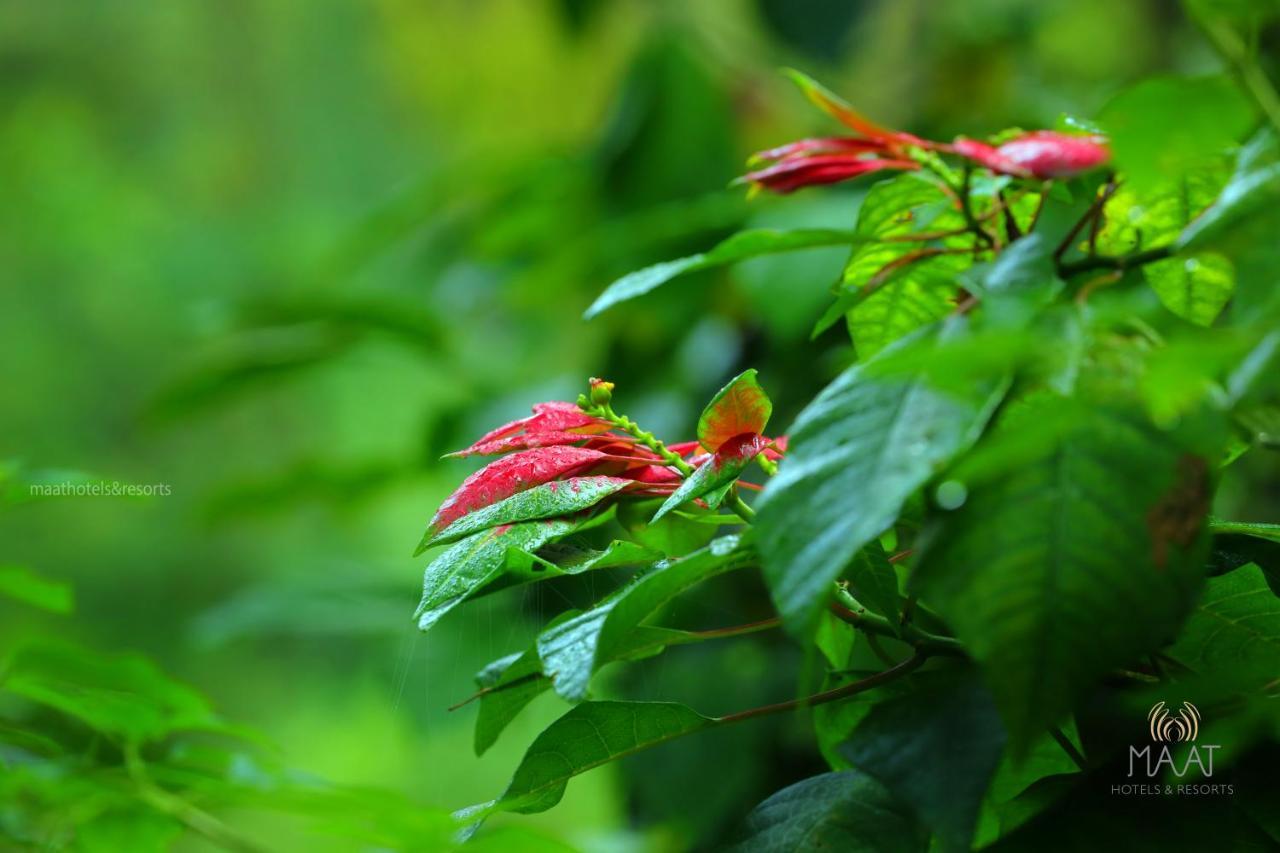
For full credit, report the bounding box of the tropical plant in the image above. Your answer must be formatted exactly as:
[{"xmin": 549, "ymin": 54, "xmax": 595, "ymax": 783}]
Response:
[{"xmin": 415, "ymin": 14, "xmax": 1280, "ymax": 846}]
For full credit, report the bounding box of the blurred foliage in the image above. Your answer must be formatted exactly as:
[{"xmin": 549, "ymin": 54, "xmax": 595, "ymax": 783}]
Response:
[{"xmin": 3, "ymin": 0, "xmax": 1279, "ymax": 850}]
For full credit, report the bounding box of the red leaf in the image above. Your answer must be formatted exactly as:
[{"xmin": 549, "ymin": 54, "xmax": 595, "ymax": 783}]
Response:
[
  {"xmin": 698, "ymin": 370, "xmax": 773, "ymax": 453},
  {"xmin": 450, "ymin": 403, "xmax": 612, "ymax": 457},
  {"xmin": 742, "ymin": 155, "xmax": 919, "ymax": 194},
  {"xmin": 428, "ymin": 446, "xmax": 608, "ymax": 535}
]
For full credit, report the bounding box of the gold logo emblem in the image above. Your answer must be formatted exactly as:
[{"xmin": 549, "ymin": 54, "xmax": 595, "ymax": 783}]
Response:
[{"xmin": 1148, "ymin": 701, "xmax": 1200, "ymax": 743}]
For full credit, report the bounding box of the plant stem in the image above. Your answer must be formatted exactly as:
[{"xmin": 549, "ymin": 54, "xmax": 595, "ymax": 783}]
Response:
[
  {"xmin": 447, "ymin": 617, "xmax": 782, "ymax": 711},
  {"xmin": 830, "ymin": 596, "xmax": 965, "ymax": 657},
  {"xmin": 125, "ymin": 744, "xmax": 267, "ymax": 853},
  {"xmin": 1057, "ymin": 245, "xmax": 1172, "ymax": 278},
  {"xmin": 716, "ymin": 653, "xmax": 926, "ymax": 724},
  {"xmin": 959, "ymin": 164, "xmax": 996, "ymax": 249},
  {"xmin": 1193, "ymin": 11, "xmax": 1280, "ymax": 136},
  {"xmin": 726, "ymin": 490, "xmax": 756, "ymax": 523},
  {"xmin": 583, "ymin": 402, "xmax": 694, "ymax": 477}
]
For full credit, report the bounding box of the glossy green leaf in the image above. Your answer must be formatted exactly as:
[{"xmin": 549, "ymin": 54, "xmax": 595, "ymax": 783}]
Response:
[
  {"xmin": 0, "ymin": 565, "xmax": 73, "ymax": 614},
  {"xmin": 473, "ymin": 622, "xmax": 696, "ymax": 755},
  {"xmin": 914, "ymin": 404, "xmax": 1212, "ymax": 751},
  {"xmin": 840, "ymin": 670, "xmax": 1006, "ymax": 853},
  {"xmin": 757, "ymin": 322, "xmax": 1007, "ymax": 635},
  {"xmin": 416, "ymin": 515, "xmax": 645, "ymax": 632},
  {"xmin": 584, "ymin": 229, "xmax": 857, "ymax": 319},
  {"xmin": 1168, "ymin": 563, "xmax": 1280, "ymax": 689},
  {"xmin": 486, "ymin": 701, "xmax": 713, "ymax": 814},
  {"xmin": 728, "ymin": 770, "xmax": 928, "ymax": 853},
  {"xmin": 697, "ymin": 370, "xmax": 772, "ymax": 452},
  {"xmin": 1144, "ymin": 253, "xmax": 1234, "ymax": 326},
  {"xmin": 417, "ymin": 476, "xmax": 631, "ymax": 553},
  {"xmin": 536, "ymin": 534, "xmax": 751, "ymax": 701},
  {"xmin": 844, "ymin": 540, "xmax": 901, "ymax": 623},
  {"xmin": 652, "ymin": 434, "xmax": 766, "ymax": 521}
]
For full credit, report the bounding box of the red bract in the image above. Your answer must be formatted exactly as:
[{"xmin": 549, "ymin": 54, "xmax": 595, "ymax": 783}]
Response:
[
  {"xmin": 953, "ymin": 132, "xmax": 1110, "ymax": 179},
  {"xmin": 742, "ymin": 156, "xmax": 919, "ymax": 195},
  {"xmin": 448, "ymin": 402, "xmax": 613, "ymax": 457},
  {"xmin": 427, "ymin": 446, "xmax": 611, "ymax": 536}
]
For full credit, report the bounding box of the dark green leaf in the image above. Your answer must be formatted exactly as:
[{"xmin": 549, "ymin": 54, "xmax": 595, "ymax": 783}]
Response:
[
  {"xmin": 728, "ymin": 770, "xmax": 928, "ymax": 853},
  {"xmin": 844, "ymin": 541, "xmax": 901, "ymax": 623},
  {"xmin": 840, "ymin": 669, "xmax": 1006, "ymax": 853},
  {"xmin": 536, "ymin": 534, "xmax": 751, "ymax": 701},
  {"xmin": 473, "ymin": 622, "xmax": 691, "ymax": 755},
  {"xmin": 757, "ymin": 322, "xmax": 1007, "ymax": 635},
  {"xmin": 584, "ymin": 229, "xmax": 857, "ymax": 319},
  {"xmin": 484, "ymin": 701, "xmax": 713, "ymax": 815},
  {"xmin": 914, "ymin": 404, "xmax": 1212, "ymax": 751}
]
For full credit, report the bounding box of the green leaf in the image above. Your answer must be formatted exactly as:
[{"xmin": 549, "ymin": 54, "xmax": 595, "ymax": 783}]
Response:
[
  {"xmin": 652, "ymin": 434, "xmax": 766, "ymax": 522},
  {"xmin": 1099, "ymin": 75, "xmax": 1254, "ymax": 192},
  {"xmin": 697, "ymin": 370, "xmax": 772, "ymax": 452},
  {"xmin": 473, "ymin": 623, "xmax": 692, "ymax": 755},
  {"xmin": 728, "ymin": 770, "xmax": 928, "ymax": 853},
  {"xmin": 486, "ymin": 701, "xmax": 713, "ymax": 815},
  {"xmin": 584, "ymin": 229, "xmax": 857, "ymax": 319},
  {"xmin": 1179, "ymin": 129, "xmax": 1280, "ymax": 251},
  {"xmin": 0, "ymin": 565, "xmax": 73, "ymax": 614},
  {"xmin": 1167, "ymin": 563, "xmax": 1280, "ymax": 689},
  {"xmin": 844, "ymin": 541, "xmax": 901, "ymax": 623},
  {"xmin": 756, "ymin": 322, "xmax": 1007, "ymax": 635},
  {"xmin": 1144, "ymin": 253, "xmax": 1235, "ymax": 326},
  {"xmin": 416, "ymin": 476, "xmax": 631, "ymax": 553},
  {"xmin": 823, "ymin": 174, "xmax": 972, "ymax": 356},
  {"xmin": 2, "ymin": 640, "xmax": 222, "ymax": 743},
  {"xmin": 840, "ymin": 669, "xmax": 1007, "ymax": 853},
  {"xmin": 966, "ymin": 234, "xmax": 1063, "ymax": 329},
  {"xmin": 536, "ymin": 534, "xmax": 751, "ymax": 701},
  {"xmin": 1097, "ymin": 168, "xmax": 1234, "ymax": 325},
  {"xmin": 1210, "ymin": 518, "xmax": 1280, "ymax": 543},
  {"xmin": 415, "ymin": 515, "xmax": 639, "ymax": 632},
  {"xmin": 913, "ymin": 403, "xmax": 1212, "ymax": 751}
]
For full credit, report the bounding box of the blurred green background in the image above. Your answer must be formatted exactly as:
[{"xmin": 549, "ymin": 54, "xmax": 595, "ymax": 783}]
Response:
[{"xmin": 0, "ymin": 0, "xmax": 1257, "ymax": 849}]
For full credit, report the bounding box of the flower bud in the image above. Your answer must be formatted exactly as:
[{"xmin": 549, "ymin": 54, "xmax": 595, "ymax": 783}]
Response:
[{"xmin": 589, "ymin": 377, "xmax": 615, "ymax": 407}]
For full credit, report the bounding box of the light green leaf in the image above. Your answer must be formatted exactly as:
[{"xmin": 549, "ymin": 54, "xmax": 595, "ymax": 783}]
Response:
[
  {"xmin": 1179, "ymin": 129, "xmax": 1280, "ymax": 251},
  {"xmin": 536, "ymin": 534, "xmax": 751, "ymax": 701},
  {"xmin": 416, "ymin": 476, "xmax": 631, "ymax": 553},
  {"xmin": 1209, "ymin": 519, "xmax": 1280, "ymax": 542},
  {"xmin": 584, "ymin": 229, "xmax": 857, "ymax": 319},
  {"xmin": 914, "ymin": 404, "xmax": 1212, "ymax": 751},
  {"xmin": 728, "ymin": 770, "xmax": 928, "ymax": 853},
  {"xmin": 2, "ymin": 640, "xmax": 222, "ymax": 743},
  {"xmin": 1144, "ymin": 253, "xmax": 1234, "ymax": 326},
  {"xmin": 1168, "ymin": 563, "xmax": 1280, "ymax": 689},
  {"xmin": 1099, "ymin": 75, "xmax": 1254, "ymax": 192},
  {"xmin": 821, "ymin": 173, "xmax": 973, "ymax": 356},
  {"xmin": 0, "ymin": 565, "xmax": 73, "ymax": 614},
  {"xmin": 757, "ymin": 322, "xmax": 1007, "ymax": 635},
  {"xmin": 840, "ymin": 670, "xmax": 1006, "ymax": 853}
]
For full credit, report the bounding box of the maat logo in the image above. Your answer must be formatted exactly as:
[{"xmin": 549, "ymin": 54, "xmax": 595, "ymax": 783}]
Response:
[
  {"xmin": 1148, "ymin": 701, "xmax": 1200, "ymax": 743},
  {"xmin": 1128, "ymin": 700, "xmax": 1219, "ymax": 780}
]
